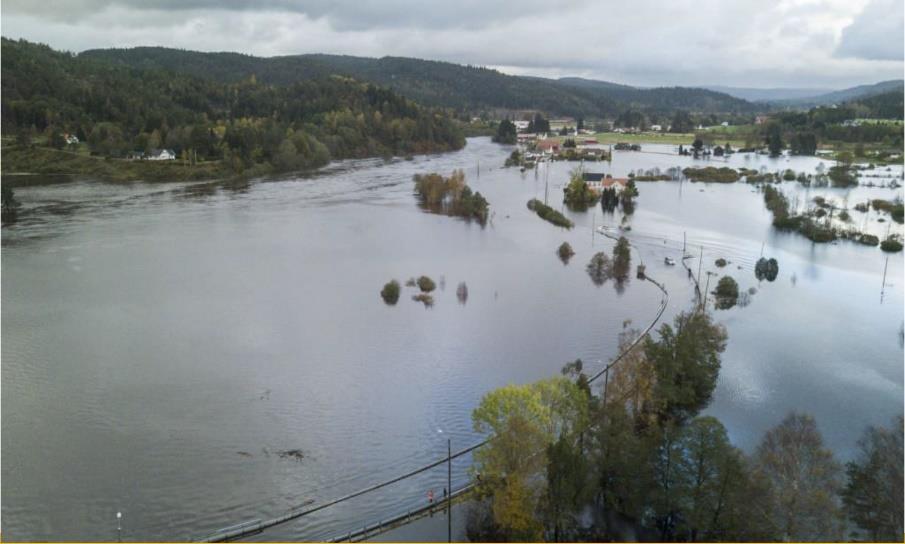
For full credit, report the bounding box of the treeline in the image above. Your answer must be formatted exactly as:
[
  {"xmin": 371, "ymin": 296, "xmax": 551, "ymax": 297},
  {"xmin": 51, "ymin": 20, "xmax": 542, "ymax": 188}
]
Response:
[
  {"xmin": 467, "ymin": 310, "xmax": 904, "ymax": 542},
  {"xmin": 79, "ymin": 45, "xmax": 759, "ymax": 119},
  {"xmin": 1, "ymin": 38, "xmax": 464, "ymax": 175},
  {"xmin": 759, "ymin": 90, "xmax": 903, "ymax": 155}
]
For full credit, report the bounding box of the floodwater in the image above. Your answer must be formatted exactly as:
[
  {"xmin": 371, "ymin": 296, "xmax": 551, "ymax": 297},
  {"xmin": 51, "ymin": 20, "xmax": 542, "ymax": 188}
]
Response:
[{"xmin": 2, "ymin": 138, "xmax": 902, "ymax": 541}]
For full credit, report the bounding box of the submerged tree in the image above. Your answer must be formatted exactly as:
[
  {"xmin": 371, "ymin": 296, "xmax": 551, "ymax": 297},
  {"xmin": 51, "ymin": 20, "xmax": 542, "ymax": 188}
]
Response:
[
  {"xmin": 564, "ymin": 169, "xmax": 599, "ymax": 211},
  {"xmin": 586, "ymin": 252, "xmax": 612, "ymax": 286},
  {"xmin": 557, "ymin": 242, "xmax": 575, "ymax": 264},
  {"xmin": 644, "ymin": 310, "xmax": 728, "ymax": 424},
  {"xmin": 754, "ymin": 257, "xmax": 779, "ymax": 282},
  {"xmin": 413, "ymin": 170, "xmax": 489, "ymax": 224},
  {"xmin": 456, "ymin": 282, "xmax": 469, "ymax": 304},
  {"xmin": 417, "ymin": 275, "xmax": 436, "ymax": 293},
  {"xmin": 380, "ymin": 280, "xmax": 400, "ymax": 305},
  {"xmin": 612, "ymin": 236, "xmax": 632, "ymax": 280},
  {"xmin": 714, "ymin": 276, "xmax": 739, "ymax": 310}
]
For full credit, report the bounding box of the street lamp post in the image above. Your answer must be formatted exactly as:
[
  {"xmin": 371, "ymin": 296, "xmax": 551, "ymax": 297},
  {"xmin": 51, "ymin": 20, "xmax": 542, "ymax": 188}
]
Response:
[
  {"xmin": 116, "ymin": 511, "xmax": 122, "ymax": 543},
  {"xmin": 447, "ymin": 437, "xmax": 452, "ymax": 543}
]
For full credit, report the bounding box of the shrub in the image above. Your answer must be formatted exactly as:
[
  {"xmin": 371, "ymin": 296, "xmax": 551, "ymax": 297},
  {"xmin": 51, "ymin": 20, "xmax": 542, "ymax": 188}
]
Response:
[
  {"xmin": 417, "ymin": 275, "xmax": 436, "ymax": 293},
  {"xmin": 527, "ymin": 199, "xmax": 573, "ymax": 228},
  {"xmin": 412, "ymin": 293, "xmax": 434, "ymax": 307},
  {"xmin": 682, "ymin": 166, "xmax": 740, "ymax": 183},
  {"xmin": 380, "ymin": 280, "xmax": 401, "ymax": 305},
  {"xmin": 880, "ymin": 237, "xmax": 903, "ymax": 253},
  {"xmin": 504, "ymin": 150, "xmax": 523, "ymax": 167},
  {"xmin": 800, "ymin": 219, "xmax": 837, "ymax": 243},
  {"xmin": 715, "ymin": 258, "xmax": 727, "ymax": 268},
  {"xmin": 872, "ymin": 199, "xmax": 904, "ymax": 224},
  {"xmin": 858, "ymin": 234, "xmax": 879, "ymax": 246},
  {"xmin": 828, "ymin": 165, "xmax": 857, "ymax": 187}
]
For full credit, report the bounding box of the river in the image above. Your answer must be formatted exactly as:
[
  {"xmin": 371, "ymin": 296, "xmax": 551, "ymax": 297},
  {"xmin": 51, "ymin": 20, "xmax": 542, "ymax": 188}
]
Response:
[{"xmin": 2, "ymin": 137, "xmax": 902, "ymax": 541}]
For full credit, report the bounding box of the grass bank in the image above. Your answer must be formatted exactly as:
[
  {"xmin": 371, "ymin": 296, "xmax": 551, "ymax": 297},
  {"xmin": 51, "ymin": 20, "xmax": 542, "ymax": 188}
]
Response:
[{"xmin": 2, "ymin": 145, "xmax": 235, "ymax": 184}]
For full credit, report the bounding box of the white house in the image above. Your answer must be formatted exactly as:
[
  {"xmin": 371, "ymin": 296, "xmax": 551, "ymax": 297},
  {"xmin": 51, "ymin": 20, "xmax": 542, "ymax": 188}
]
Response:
[
  {"xmin": 649, "ymin": 124, "xmax": 662, "ymax": 132},
  {"xmin": 582, "ymin": 173, "xmax": 628, "ymax": 193},
  {"xmin": 513, "ymin": 120, "xmax": 530, "ymax": 131},
  {"xmin": 720, "ymin": 121, "xmax": 730, "ymax": 127},
  {"xmin": 147, "ymin": 149, "xmax": 176, "ymax": 161}
]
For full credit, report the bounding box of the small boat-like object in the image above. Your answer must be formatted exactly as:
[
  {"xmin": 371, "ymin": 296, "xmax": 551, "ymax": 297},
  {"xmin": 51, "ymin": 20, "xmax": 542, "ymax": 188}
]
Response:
[{"xmin": 664, "ymin": 257, "xmax": 676, "ymax": 266}]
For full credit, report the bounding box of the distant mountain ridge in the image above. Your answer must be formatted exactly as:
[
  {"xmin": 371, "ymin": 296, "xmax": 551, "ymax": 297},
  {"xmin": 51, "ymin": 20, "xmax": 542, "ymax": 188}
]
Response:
[
  {"xmin": 79, "ymin": 46, "xmax": 759, "ymax": 118},
  {"xmin": 703, "ymin": 86, "xmax": 834, "ymax": 102},
  {"xmin": 769, "ymin": 80, "xmax": 904, "ymax": 107}
]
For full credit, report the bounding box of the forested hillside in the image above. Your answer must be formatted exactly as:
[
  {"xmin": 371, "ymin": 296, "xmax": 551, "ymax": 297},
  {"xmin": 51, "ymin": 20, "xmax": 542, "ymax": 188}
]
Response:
[
  {"xmin": 845, "ymin": 89, "xmax": 904, "ymax": 119},
  {"xmin": 1, "ymin": 38, "xmax": 465, "ymax": 177},
  {"xmin": 80, "ymin": 46, "xmax": 759, "ymax": 118}
]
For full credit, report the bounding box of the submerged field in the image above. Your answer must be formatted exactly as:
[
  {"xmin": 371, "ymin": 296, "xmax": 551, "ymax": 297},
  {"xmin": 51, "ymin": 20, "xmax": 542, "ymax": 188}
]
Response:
[{"xmin": 2, "ymin": 138, "xmax": 902, "ymax": 541}]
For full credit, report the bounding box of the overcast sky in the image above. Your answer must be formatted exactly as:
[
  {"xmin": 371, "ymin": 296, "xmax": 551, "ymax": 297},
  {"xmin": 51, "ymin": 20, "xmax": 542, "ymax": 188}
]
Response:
[{"xmin": 2, "ymin": 0, "xmax": 903, "ymax": 89}]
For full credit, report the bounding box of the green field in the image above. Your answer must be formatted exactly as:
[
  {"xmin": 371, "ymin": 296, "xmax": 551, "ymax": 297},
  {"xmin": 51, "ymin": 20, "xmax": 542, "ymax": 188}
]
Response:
[{"xmin": 557, "ymin": 131, "xmax": 749, "ymax": 148}]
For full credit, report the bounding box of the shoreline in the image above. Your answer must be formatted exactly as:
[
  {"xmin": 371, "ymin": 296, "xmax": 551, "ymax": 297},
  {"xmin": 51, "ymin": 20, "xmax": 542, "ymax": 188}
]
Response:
[{"xmin": 0, "ymin": 142, "xmax": 466, "ymax": 187}]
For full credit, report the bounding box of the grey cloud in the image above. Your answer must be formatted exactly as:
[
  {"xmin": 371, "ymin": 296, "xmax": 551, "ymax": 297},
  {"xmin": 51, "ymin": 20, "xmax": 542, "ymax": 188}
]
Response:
[
  {"xmin": 1, "ymin": 0, "xmax": 902, "ymax": 88},
  {"xmin": 2, "ymin": 0, "xmax": 581, "ymax": 30},
  {"xmin": 835, "ymin": 0, "xmax": 904, "ymax": 61}
]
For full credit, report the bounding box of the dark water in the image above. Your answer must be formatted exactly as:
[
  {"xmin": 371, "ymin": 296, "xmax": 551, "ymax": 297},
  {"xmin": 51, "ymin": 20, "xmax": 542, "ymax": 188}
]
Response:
[{"xmin": 2, "ymin": 138, "xmax": 902, "ymax": 541}]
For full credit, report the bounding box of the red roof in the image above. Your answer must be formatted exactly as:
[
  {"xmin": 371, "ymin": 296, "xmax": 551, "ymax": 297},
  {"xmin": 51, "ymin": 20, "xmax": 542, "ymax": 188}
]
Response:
[{"xmin": 603, "ymin": 178, "xmax": 628, "ymax": 187}]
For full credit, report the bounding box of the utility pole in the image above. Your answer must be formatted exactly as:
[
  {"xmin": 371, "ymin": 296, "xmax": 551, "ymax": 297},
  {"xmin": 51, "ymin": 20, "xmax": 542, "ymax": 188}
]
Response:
[
  {"xmin": 881, "ymin": 255, "xmax": 889, "ymax": 302},
  {"xmin": 447, "ymin": 438, "xmax": 452, "ymax": 543},
  {"xmin": 544, "ymin": 162, "xmax": 549, "ymax": 205},
  {"xmin": 697, "ymin": 245, "xmax": 704, "ymax": 288},
  {"xmin": 683, "ymin": 231, "xmax": 686, "ymax": 255},
  {"xmin": 703, "ymin": 272, "xmax": 714, "ymax": 310}
]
